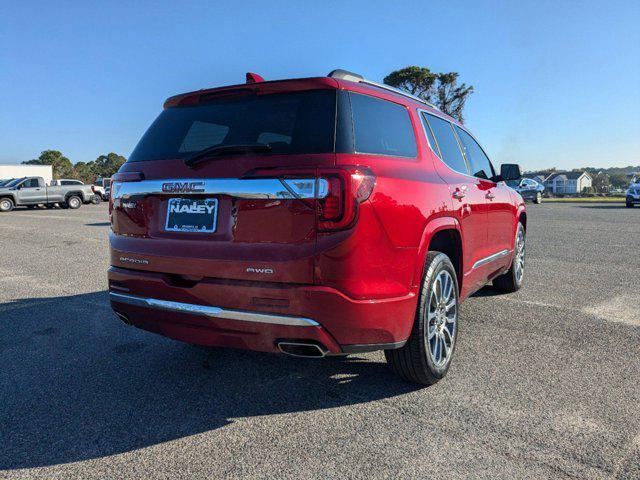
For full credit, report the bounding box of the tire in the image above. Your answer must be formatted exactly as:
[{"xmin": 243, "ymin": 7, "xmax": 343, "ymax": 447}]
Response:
[
  {"xmin": 493, "ymin": 222, "xmax": 526, "ymax": 293},
  {"xmin": 626, "ymin": 202, "xmax": 634, "ymax": 208},
  {"xmin": 66, "ymin": 195, "xmax": 82, "ymax": 209},
  {"xmin": 534, "ymin": 192, "xmax": 542, "ymax": 204},
  {"xmin": 91, "ymin": 195, "xmax": 101, "ymax": 205},
  {"xmin": 385, "ymin": 252, "xmax": 459, "ymax": 385},
  {"xmin": 0, "ymin": 197, "xmax": 14, "ymax": 212}
]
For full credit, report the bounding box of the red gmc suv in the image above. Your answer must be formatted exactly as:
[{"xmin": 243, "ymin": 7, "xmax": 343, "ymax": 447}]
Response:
[{"xmin": 108, "ymin": 69, "xmax": 526, "ymax": 385}]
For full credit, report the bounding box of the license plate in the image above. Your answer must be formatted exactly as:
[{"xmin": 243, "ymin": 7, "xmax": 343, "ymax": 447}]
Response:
[{"xmin": 165, "ymin": 198, "xmax": 218, "ymax": 233}]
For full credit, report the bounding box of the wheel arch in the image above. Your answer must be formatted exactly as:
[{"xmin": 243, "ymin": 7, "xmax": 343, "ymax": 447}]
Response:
[
  {"xmin": 414, "ymin": 216, "xmax": 464, "ymax": 291},
  {"xmin": 64, "ymin": 190, "xmax": 84, "ymax": 200},
  {"xmin": 517, "ymin": 207, "xmax": 527, "ymax": 232}
]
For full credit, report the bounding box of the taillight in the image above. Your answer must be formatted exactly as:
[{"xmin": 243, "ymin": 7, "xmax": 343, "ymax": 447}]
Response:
[
  {"xmin": 109, "ymin": 171, "xmax": 144, "ymax": 215},
  {"xmin": 318, "ymin": 167, "xmax": 375, "ymax": 232},
  {"xmin": 243, "ymin": 166, "xmax": 375, "ymax": 232},
  {"xmin": 111, "ymin": 172, "xmax": 144, "ymax": 183},
  {"xmin": 320, "ymin": 177, "xmax": 342, "ymax": 220}
]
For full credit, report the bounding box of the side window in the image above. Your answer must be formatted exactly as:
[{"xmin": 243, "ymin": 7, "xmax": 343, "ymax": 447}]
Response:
[
  {"xmin": 455, "ymin": 126, "xmax": 494, "ymax": 180},
  {"xmin": 22, "ymin": 179, "xmax": 39, "ymax": 188},
  {"xmin": 350, "ymin": 92, "xmax": 417, "ymax": 157},
  {"xmin": 423, "ymin": 113, "xmax": 469, "ymax": 175},
  {"xmin": 420, "ymin": 114, "xmax": 439, "ymax": 155}
]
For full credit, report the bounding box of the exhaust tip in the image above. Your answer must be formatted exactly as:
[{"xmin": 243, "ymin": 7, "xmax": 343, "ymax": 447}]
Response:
[
  {"xmin": 114, "ymin": 311, "xmax": 132, "ymax": 326},
  {"xmin": 277, "ymin": 341, "xmax": 327, "ymax": 358}
]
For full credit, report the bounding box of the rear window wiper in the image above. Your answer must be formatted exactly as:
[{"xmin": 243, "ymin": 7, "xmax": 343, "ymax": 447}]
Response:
[{"xmin": 184, "ymin": 143, "xmax": 272, "ymax": 168}]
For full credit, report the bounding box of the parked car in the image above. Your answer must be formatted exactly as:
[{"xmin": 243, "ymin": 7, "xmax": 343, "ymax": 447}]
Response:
[
  {"xmin": 50, "ymin": 178, "xmax": 101, "ymax": 204},
  {"xmin": 93, "ymin": 177, "xmax": 111, "ymax": 200},
  {"xmin": 0, "ymin": 178, "xmax": 16, "ymax": 187},
  {"xmin": 507, "ymin": 178, "xmax": 544, "ymax": 204},
  {"xmin": 50, "ymin": 178, "xmax": 84, "ymax": 186},
  {"xmin": 108, "ymin": 69, "xmax": 526, "ymax": 385},
  {"xmin": 627, "ymin": 183, "xmax": 640, "ymax": 208},
  {"xmin": 0, "ymin": 176, "xmax": 94, "ymax": 211}
]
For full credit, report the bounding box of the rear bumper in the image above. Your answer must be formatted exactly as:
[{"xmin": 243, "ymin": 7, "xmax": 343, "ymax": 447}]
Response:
[{"xmin": 108, "ymin": 266, "xmax": 417, "ymax": 354}]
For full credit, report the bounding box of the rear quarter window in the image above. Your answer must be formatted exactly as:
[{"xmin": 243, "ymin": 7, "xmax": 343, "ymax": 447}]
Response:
[
  {"xmin": 423, "ymin": 113, "xmax": 469, "ymax": 175},
  {"xmin": 349, "ymin": 92, "xmax": 417, "ymax": 158}
]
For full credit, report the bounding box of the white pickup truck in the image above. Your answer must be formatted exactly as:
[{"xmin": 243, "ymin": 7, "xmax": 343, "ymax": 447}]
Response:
[{"xmin": 0, "ymin": 176, "xmax": 94, "ymax": 212}]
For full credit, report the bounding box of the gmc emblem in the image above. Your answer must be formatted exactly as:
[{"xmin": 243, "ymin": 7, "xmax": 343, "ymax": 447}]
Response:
[{"xmin": 162, "ymin": 181, "xmax": 205, "ymax": 193}]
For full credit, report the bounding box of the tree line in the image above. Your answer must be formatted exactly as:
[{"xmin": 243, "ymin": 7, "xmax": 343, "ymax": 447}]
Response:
[
  {"xmin": 587, "ymin": 168, "xmax": 639, "ymax": 192},
  {"xmin": 23, "ymin": 150, "xmax": 126, "ymax": 184}
]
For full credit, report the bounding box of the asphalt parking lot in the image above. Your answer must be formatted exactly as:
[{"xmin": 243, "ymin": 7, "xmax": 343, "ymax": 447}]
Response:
[{"xmin": 0, "ymin": 203, "xmax": 638, "ymax": 479}]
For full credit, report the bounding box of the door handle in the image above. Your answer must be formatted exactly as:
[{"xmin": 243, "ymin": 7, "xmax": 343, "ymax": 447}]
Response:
[
  {"xmin": 452, "ymin": 186, "xmax": 467, "ymax": 199},
  {"xmin": 486, "ymin": 192, "xmax": 495, "ymax": 200}
]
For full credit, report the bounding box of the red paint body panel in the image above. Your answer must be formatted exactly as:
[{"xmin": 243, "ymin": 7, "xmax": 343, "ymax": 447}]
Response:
[
  {"xmin": 108, "ymin": 75, "xmax": 524, "ymax": 352},
  {"xmin": 109, "ymin": 266, "xmax": 417, "ymax": 350}
]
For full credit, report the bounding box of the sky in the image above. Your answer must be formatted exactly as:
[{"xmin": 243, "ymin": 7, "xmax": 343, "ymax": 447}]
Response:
[{"xmin": 1, "ymin": 0, "xmax": 639, "ymax": 171}]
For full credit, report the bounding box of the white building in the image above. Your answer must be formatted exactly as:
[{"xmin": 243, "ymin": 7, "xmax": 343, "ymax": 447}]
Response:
[
  {"xmin": 544, "ymin": 171, "xmax": 593, "ymax": 195},
  {"xmin": 0, "ymin": 165, "xmax": 53, "ymax": 184}
]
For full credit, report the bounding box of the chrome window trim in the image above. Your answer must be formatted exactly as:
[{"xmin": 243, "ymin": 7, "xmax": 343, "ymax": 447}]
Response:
[
  {"xmin": 472, "ymin": 249, "xmax": 510, "ymax": 270},
  {"xmin": 112, "ymin": 178, "xmax": 329, "ymax": 201},
  {"xmin": 110, "ymin": 292, "xmax": 320, "ymax": 327}
]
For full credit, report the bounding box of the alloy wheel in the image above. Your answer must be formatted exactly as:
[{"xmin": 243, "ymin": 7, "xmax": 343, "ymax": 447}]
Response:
[
  {"xmin": 426, "ymin": 270, "xmax": 457, "ymax": 368},
  {"xmin": 514, "ymin": 226, "xmax": 525, "ymax": 284}
]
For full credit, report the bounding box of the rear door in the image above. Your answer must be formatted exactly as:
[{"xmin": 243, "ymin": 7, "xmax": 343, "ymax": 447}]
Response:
[
  {"xmin": 454, "ymin": 126, "xmax": 514, "ymax": 264},
  {"xmin": 110, "ymin": 87, "xmax": 338, "ymax": 284},
  {"xmin": 421, "ymin": 113, "xmax": 490, "ymax": 293}
]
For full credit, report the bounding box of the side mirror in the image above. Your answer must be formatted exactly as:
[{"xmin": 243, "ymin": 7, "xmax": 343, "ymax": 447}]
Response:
[{"xmin": 499, "ymin": 164, "xmax": 521, "ymax": 182}]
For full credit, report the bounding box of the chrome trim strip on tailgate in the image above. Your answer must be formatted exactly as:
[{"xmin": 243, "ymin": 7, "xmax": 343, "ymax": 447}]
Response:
[
  {"xmin": 472, "ymin": 249, "xmax": 510, "ymax": 269},
  {"xmin": 109, "ymin": 292, "xmax": 320, "ymax": 327},
  {"xmin": 112, "ymin": 178, "xmax": 329, "ymax": 200}
]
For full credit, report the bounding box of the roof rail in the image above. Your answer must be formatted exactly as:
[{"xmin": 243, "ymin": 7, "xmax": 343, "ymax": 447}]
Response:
[
  {"xmin": 327, "ymin": 69, "xmax": 439, "ymax": 111},
  {"xmin": 327, "ymin": 69, "xmax": 364, "ymax": 82}
]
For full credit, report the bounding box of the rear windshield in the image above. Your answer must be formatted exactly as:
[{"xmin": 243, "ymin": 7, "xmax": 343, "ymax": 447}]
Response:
[{"xmin": 129, "ymin": 89, "xmax": 336, "ymax": 162}]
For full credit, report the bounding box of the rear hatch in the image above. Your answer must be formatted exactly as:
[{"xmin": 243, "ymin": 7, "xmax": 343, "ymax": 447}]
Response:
[{"xmin": 110, "ymin": 81, "xmax": 340, "ymax": 284}]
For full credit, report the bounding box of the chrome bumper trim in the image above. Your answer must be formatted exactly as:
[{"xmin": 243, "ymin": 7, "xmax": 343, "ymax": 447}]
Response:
[
  {"xmin": 109, "ymin": 292, "xmax": 320, "ymax": 327},
  {"xmin": 112, "ymin": 178, "xmax": 328, "ymax": 201}
]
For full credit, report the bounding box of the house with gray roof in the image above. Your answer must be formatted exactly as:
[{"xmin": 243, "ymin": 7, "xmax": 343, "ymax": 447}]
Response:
[{"xmin": 544, "ymin": 171, "xmax": 593, "ymax": 194}]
